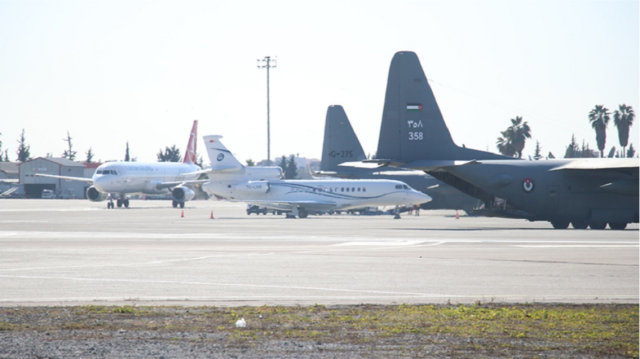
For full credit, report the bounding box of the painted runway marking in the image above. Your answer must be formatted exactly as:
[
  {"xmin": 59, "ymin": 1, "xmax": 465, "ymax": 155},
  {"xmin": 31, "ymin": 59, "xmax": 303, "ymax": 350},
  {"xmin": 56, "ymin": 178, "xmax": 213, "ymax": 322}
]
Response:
[{"xmin": 0, "ymin": 274, "xmax": 462, "ymax": 298}]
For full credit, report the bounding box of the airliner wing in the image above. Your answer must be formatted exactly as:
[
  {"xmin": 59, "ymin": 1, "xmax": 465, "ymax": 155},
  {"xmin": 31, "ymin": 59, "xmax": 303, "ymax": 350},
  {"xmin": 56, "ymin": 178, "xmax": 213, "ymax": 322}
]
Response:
[
  {"xmin": 154, "ymin": 179, "xmax": 210, "ymax": 190},
  {"xmin": 0, "ymin": 179, "xmax": 19, "ymax": 184},
  {"xmin": 35, "ymin": 174, "xmax": 94, "ymax": 184}
]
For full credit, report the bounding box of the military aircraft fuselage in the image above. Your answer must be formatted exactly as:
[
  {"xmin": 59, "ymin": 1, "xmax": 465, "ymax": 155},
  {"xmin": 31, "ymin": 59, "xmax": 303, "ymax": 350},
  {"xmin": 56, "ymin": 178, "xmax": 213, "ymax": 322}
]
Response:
[{"xmin": 443, "ymin": 159, "xmax": 639, "ymax": 224}]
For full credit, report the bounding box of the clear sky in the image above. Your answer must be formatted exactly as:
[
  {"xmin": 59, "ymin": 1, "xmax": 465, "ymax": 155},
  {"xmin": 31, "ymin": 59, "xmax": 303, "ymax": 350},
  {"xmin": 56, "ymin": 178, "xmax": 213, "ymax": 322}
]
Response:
[{"xmin": 0, "ymin": 0, "xmax": 638, "ymax": 165}]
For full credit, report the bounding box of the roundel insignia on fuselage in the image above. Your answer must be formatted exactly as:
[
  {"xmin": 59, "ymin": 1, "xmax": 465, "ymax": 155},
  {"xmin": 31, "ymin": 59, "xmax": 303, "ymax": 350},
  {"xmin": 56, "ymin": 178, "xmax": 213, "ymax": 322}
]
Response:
[
  {"xmin": 522, "ymin": 178, "xmax": 534, "ymax": 193},
  {"xmin": 217, "ymin": 153, "xmax": 225, "ymax": 162}
]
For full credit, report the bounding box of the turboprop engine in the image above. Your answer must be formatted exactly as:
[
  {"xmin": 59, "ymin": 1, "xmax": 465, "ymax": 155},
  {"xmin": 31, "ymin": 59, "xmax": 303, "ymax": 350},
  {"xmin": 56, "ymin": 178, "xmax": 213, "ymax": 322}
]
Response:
[
  {"xmin": 86, "ymin": 186, "xmax": 108, "ymax": 202},
  {"xmin": 172, "ymin": 186, "xmax": 195, "ymax": 202},
  {"xmin": 235, "ymin": 180, "xmax": 271, "ymax": 194}
]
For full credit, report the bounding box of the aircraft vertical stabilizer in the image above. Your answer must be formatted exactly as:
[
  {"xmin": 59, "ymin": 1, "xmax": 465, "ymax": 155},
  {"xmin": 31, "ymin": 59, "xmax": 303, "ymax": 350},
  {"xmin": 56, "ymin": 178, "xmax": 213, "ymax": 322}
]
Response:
[
  {"xmin": 376, "ymin": 51, "xmax": 509, "ymax": 162},
  {"xmin": 203, "ymin": 135, "xmax": 243, "ymax": 171},
  {"xmin": 183, "ymin": 120, "xmax": 198, "ymax": 164},
  {"xmin": 320, "ymin": 105, "xmax": 367, "ymax": 171}
]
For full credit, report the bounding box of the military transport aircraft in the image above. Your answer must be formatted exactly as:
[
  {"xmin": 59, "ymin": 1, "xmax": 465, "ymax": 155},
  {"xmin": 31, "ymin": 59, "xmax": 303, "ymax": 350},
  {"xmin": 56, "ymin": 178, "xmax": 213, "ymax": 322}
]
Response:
[
  {"xmin": 36, "ymin": 120, "xmax": 206, "ymax": 209},
  {"xmin": 314, "ymin": 104, "xmax": 480, "ymax": 212},
  {"xmin": 200, "ymin": 135, "xmax": 432, "ymax": 218},
  {"xmin": 345, "ymin": 51, "xmax": 638, "ymax": 229}
]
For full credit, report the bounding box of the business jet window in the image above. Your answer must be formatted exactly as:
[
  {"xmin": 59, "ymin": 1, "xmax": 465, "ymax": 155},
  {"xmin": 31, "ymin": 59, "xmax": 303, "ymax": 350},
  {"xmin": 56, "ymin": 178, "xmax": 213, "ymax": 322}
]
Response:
[
  {"xmin": 357, "ymin": 188, "xmax": 361, "ymax": 192},
  {"xmin": 341, "ymin": 188, "xmax": 344, "ymax": 192},
  {"xmin": 352, "ymin": 187, "xmax": 355, "ymax": 192},
  {"xmin": 363, "ymin": 187, "xmax": 366, "ymax": 192}
]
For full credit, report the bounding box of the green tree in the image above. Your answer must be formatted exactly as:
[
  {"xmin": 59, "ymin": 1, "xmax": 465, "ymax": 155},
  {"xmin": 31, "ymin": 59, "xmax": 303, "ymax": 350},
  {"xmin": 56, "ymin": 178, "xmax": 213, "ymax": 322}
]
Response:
[
  {"xmin": 246, "ymin": 159, "xmax": 256, "ymax": 166},
  {"xmin": 564, "ymin": 134, "xmax": 580, "ymax": 158},
  {"xmin": 613, "ymin": 104, "xmax": 635, "ymax": 158},
  {"xmin": 62, "ymin": 131, "xmax": 77, "ymax": 161},
  {"xmin": 627, "ymin": 143, "xmax": 636, "ymax": 158},
  {"xmin": 496, "ymin": 116, "xmax": 531, "ymax": 158},
  {"xmin": 85, "ymin": 148, "xmax": 94, "ymax": 163},
  {"xmin": 533, "ymin": 140, "xmax": 542, "ymax": 160},
  {"xmin": 16, "ymin": 129, "xmax": 30, "ymax": 162},
  {"xmin": 588, "ymin": 105, "xmax": 611, "ymax": 157},
  {"xmin": 286, "ymin": 155, "xmax": 298, "ymax": 179},
  {"xmin": 124, "ymin": 142, "xmax": 130, "ymax": 161},
  {"xmin": 277, "ymin": 155, "xmax": 288, "ymax": 177},
  {"xmin": 157, "ymin": 145, "xmax": 181, "ymax": 162}
]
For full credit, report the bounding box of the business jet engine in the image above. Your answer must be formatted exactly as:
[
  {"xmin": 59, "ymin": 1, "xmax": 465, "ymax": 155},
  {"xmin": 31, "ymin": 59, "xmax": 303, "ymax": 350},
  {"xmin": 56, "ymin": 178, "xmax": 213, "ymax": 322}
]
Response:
[
  {"xmin": 235, "ymin": 180, "xmax": 271, "ymax": 194},
  {"xmin": 86, "ymin": 186, "xmax": 108, "ymax": 202},
  {"xmin": 172, "ymin": 186, "xmax": 195, "ymax": 202}
]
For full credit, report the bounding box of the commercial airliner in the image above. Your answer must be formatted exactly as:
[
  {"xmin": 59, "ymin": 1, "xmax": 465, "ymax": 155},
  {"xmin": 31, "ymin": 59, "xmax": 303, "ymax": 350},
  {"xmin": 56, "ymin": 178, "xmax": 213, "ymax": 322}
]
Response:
[
  {"xmin": 200, "ymin": 135, "xmax": 431, "ymax": 218},
  {"xmin": 36, "ymin": 120, "xmax": 205, "ymax": 209}
]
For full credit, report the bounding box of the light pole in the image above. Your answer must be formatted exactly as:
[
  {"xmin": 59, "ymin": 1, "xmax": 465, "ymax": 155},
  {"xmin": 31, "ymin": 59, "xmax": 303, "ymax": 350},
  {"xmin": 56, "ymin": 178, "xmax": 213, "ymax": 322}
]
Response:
[{"xmin": 257, "ymin": 56, "xmax": 277, "ymax": 165}]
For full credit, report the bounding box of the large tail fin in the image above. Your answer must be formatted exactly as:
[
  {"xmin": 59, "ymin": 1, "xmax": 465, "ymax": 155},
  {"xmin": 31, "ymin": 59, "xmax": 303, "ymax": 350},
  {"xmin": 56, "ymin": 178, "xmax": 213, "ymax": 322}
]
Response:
[
  {"xmin": 320, "ymin": 105, "xmax": 367, "ymax": 171},
  {"xmin": 202, "ymin": 135, "xmax": 244, "ymax": 172},
  {"xmin": 375, "ymin": 51, "xmax": 508, "ymax": 162},
  {"xmin": 183, "ymin": 120, "xmax": 198, "ymax": 164}
]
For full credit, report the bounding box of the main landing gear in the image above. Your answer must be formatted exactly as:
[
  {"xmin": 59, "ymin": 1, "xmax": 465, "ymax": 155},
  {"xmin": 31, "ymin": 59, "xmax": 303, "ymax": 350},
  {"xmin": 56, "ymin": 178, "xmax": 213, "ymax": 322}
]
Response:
[
  {"xmin": 107, "ymin": 197, "xmax": 129, "ymax": 209},
  {"xmin": 172, "ymin": 200, "xmax": 185, "ymax": 209},
  {"xmin": 551, "ymin": 220, "xmax": 629, "ymax": 230}
]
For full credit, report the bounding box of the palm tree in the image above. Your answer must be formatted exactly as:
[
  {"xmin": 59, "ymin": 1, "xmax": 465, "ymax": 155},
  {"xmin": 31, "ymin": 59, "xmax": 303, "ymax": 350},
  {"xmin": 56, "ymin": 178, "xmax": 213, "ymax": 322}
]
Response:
[
  {"xmin": 588, "ymin": 105, "xmax": 611, "ymax": 157},
  {"xmin": 613, "ymin": 104, "xmax": 635, "ymax": 157},
  {"xmin": 495, "ymin": 116, "xmax": 531, "ymax": 158}
]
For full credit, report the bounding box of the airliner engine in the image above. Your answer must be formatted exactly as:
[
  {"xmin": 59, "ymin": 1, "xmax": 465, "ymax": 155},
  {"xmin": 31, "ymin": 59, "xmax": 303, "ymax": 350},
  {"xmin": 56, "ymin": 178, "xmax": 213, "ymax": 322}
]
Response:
[
  {"xmin": 86, "ymin": 186, "xmax": 108, "ymax": 202},
  {"xmin": 235, "ymin": 180, "xmax": 271, "ymax": 194},
  {"xmin": 172, "ymin": 186, "xmax": 195, "ymax": 202}
]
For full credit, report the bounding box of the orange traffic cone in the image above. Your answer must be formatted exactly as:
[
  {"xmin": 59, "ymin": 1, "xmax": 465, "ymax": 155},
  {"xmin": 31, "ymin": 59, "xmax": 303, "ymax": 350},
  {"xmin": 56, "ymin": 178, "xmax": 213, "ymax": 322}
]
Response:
[
  {"xmin": 456, "ymin": 210, "xmax": 459, "ymax": 219},
  {"xmin": 181, "ymin": 210, "xmax": 184, "ymax": 218},
  {"xmin": 210, "ymin": 210, "xmax": 214, "ymax": 219}
]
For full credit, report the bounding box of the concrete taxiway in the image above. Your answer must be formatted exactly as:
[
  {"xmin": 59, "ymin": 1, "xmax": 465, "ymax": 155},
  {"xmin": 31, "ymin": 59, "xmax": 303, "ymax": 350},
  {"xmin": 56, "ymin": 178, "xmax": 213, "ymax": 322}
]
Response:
[{"xmin": 0, "ymin": 199, "xmax": 637, "ymax": 306}]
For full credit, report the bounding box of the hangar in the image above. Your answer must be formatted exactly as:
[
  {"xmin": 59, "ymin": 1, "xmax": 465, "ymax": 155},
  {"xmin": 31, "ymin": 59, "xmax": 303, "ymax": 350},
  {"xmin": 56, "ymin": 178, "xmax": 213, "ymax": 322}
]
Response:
[{"xmin": 19, "ymin": 157, "xmax": 87, "ymax": 198}]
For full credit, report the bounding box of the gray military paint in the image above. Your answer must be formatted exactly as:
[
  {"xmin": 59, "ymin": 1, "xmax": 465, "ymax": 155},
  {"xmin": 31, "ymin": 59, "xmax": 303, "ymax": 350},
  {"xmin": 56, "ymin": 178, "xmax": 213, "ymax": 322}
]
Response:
[
  {"xmin": 317, "ymin": 105, "xmax": 480, "ymax": 211},
  {"xmin": 373, "ymin": 51, "xmax": 639, "ymax": 229}
]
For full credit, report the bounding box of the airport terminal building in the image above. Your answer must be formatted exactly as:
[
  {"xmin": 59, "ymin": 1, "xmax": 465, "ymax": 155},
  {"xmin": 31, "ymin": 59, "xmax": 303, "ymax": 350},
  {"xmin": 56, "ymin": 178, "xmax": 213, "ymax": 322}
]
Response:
[{"xmin": 19, "ymin": 157, "xmax": 88, "ymax": 198}]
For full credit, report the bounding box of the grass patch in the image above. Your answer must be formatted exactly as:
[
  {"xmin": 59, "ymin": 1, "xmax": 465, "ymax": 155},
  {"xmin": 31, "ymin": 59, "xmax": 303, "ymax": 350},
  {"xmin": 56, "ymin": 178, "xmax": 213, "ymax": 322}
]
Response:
[{"xmin": 1, "ymin": 303, "xmax": 637, "ymax": 357}]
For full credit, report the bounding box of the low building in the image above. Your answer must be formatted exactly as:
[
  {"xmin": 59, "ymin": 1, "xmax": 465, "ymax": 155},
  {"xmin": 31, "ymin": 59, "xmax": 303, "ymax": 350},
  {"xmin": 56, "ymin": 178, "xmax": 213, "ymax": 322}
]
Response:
[
  {"xmin": 0, "ymin": 162, "xmax": 20, "ymax": 194},
  {"xmin": 19, "ymin": 158, "xmax": 87, "ymax": 198}
]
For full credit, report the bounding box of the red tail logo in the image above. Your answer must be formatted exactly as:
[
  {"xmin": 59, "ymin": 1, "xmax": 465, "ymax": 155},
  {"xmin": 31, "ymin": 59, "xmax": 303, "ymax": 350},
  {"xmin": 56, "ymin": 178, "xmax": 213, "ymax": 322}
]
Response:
[{"xmin": 183, "ymin": 120, "xmax": 198, "ymax": 164}]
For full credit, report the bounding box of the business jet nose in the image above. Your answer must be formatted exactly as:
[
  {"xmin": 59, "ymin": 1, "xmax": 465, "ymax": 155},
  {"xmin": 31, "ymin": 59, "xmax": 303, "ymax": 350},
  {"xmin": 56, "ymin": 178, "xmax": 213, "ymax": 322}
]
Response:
[{"xmin": 411, "ymin": 190, "xmax": 432, "ymax": 204}]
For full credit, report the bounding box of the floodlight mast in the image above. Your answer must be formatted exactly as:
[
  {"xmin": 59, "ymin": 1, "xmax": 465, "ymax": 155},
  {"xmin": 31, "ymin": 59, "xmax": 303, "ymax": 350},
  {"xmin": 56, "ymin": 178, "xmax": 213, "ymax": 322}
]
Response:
[{"xmin": 257, "ymin": 56, "xmax": 277, "ymax": 165}]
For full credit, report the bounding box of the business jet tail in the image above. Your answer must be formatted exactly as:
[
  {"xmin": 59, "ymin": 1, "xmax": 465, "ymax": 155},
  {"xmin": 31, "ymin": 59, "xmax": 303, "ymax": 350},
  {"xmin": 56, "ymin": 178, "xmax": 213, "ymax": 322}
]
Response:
[
  {"xmin": 203, "ymin": 135, "xmax": 244, "ymax": 172},
  {"xmin": 183, "ymin": 120, "xmax": 198, "ymax": 164}
]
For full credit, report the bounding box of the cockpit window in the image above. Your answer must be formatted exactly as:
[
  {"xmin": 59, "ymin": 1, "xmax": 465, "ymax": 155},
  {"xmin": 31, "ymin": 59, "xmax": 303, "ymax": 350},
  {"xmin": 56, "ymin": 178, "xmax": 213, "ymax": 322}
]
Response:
[
  {"xmin": 395, "ymin": 184, "xmax": 403, "ymax": 189},
  {"xmin": 403, "ymin": 185, "xmax": 409, "ymax": 190},
  {"xmin": 96, "ymin": 170, "xmax": 103, "ymax": 174}
]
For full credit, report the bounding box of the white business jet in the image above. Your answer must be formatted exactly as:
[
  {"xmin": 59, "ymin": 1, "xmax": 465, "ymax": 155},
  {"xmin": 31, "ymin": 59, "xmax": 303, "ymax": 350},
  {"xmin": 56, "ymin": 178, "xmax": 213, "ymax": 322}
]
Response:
[
  {"xmin": 36, "ymin": 120, "xmax": 205, "ymax": 209},
  {"xmin": 200, "ymin": 135, "xmax": 431, "ymax": 218}
]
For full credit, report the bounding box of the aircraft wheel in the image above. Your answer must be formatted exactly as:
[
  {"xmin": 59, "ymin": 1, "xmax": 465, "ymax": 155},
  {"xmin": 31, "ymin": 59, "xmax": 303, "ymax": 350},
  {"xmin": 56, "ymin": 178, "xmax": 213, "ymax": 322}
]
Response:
[
  {"xmin": 172, "ymin": 200, "xmax": 178, "ymax": 208},
  {"xmin": 550, "ymin": 220, "xmax": 569, "ymax": 229},
  {"xmin": 298, "ymin": 209, "xmax": 308, "ymax": 218},
  {"xmin": 589, "ymin": 222, "xmax": 606, "ymax": 230},
  {"xmin": 116, "ymin": 199, "xmax": 123, "ymax": 208},
  {"xmin": 571, "ymin": 220, "xmax": 588, "ymax": 229},
  {"xmin": 609, "ymin": 222, "xmax": 627, "ymax": 230},
  {"xmin": 179, "ymin": 202, "xmax": 185, "ymax": 209},
  {"xmin": 123, "ymin": 199, "xmax": 129, "ymax": 208}
]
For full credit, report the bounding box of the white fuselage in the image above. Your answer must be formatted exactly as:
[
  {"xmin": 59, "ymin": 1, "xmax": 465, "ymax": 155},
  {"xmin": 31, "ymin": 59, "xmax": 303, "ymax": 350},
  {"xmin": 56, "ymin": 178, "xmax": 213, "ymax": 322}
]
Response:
[
  {"xmin": 204, "ymin": 178, "xmax": 431, "ymax": 211},
  {"xmin": 93, "ymin": 162, "xmax": 201, "ymax": 195}
]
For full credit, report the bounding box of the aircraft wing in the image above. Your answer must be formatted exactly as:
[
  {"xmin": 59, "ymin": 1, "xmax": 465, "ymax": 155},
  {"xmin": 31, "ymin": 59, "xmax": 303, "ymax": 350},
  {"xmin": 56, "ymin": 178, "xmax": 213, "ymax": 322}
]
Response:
[
  {"xmin": 183, "ymin": 166, "xmax": 240, "ymax": 177},
  {"xmin": 153, "ymin": 179, "xmax": 210, "ymax": 190},
  {"xmin": 231, "ymin": 199, "xmax": 338, "ymax": 211},
  {"xmin": 549, "ymin": 158, "xmax": 639, "ymax": 172},
  {"xmin": 35, "ymin": 174, "xmax": 94, "ymax": 184},
  {"xmin": 0, "ymin": 179, "xmax": 19, "ymax": 184}
]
